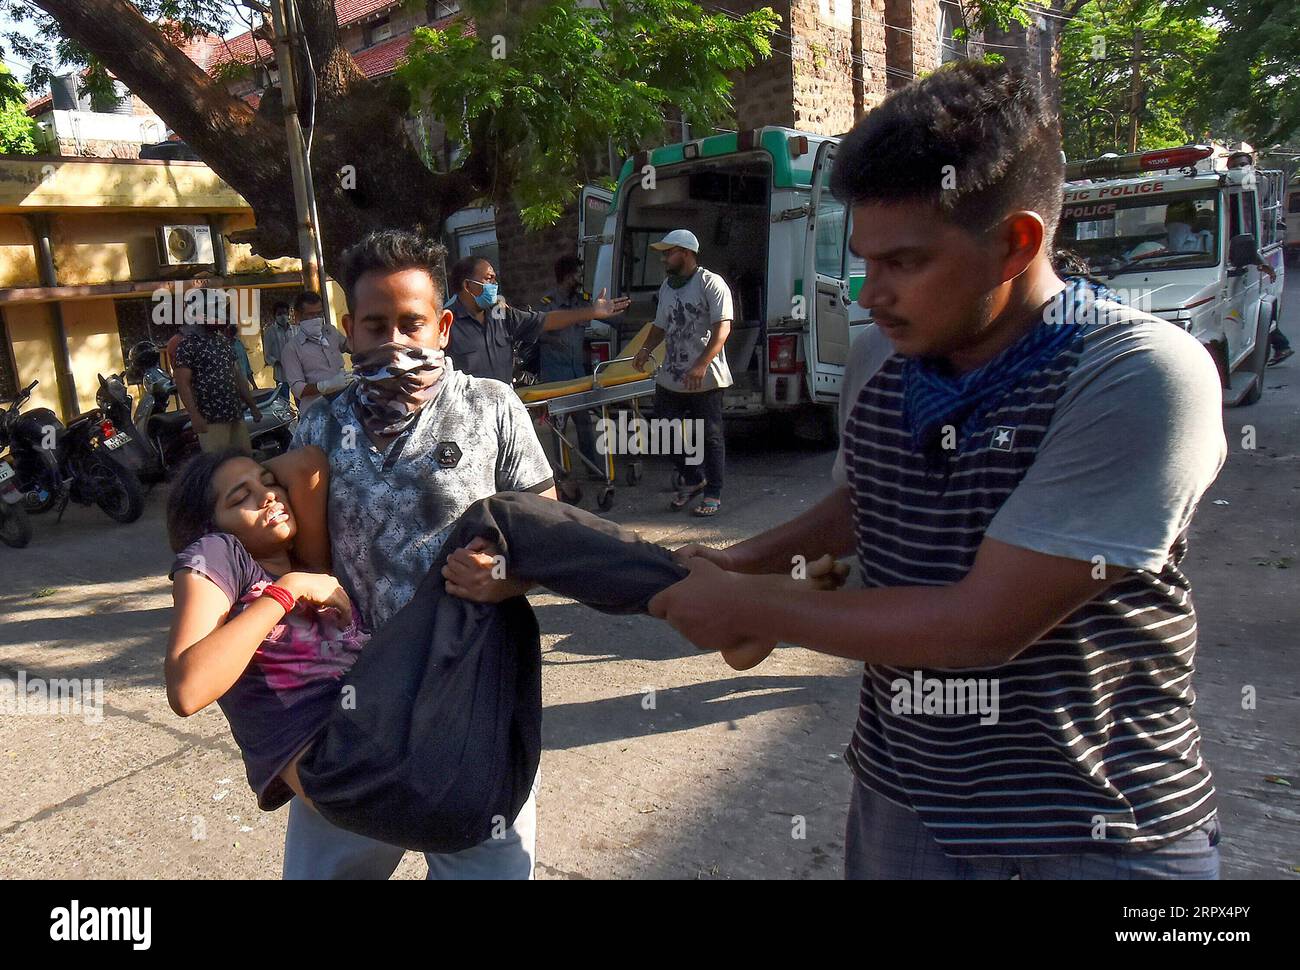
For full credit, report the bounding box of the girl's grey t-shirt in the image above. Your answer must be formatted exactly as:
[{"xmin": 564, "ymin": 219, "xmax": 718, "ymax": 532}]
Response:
[{"xmin": 653, "ymin": 268, "xmax": 735, "ymax": 392}]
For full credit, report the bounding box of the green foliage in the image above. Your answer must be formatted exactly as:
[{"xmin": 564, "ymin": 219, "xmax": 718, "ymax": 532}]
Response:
[
  {"xmin": 0, "ymin": 65, "xmax": 39, "ymax": 155},
  {"xmin": 1175, "ymin": 0, "xmax": 1300, "ymax": 146},
  {"xmin": 397, "ymin": 0, "xmax": 778, "ymax": 229},
  {"xmin": 1058, "ymin": 1, "xmax": 1217, "ymax": 160},
  {"xmin": 3, "ymin": 1, "xmax": 234, "ymax": 96}
]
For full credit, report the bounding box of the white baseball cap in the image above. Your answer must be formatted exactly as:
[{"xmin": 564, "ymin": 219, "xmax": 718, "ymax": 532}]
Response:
[{"xmin": 650, "ymin": 229, "xmax": 700, "ymax": 253}]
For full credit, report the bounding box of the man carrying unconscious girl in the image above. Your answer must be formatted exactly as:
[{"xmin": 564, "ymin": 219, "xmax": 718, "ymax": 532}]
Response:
[{"xmin": 166, "ymin": 227, "xmax": 558, "ymax": 880}]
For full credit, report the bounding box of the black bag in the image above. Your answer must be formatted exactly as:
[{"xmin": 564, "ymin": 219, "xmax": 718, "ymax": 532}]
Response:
[{"xmin": 295, "ymin": 491, "xmax": 688, "ymax": 852}]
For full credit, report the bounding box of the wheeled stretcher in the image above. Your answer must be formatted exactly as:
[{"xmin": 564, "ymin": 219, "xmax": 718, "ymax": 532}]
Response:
[{"xmin": 516, "ymin": 323, "xmax": 663, "ymax": 512}]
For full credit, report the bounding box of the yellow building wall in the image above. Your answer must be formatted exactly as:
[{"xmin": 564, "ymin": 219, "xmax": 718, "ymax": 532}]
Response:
[
  {"xmin": 50, "ymin": 212, "xmax": 178, "ymax": 286},
  {"xmin": 0, "ymin": 214, "xmax": 40, "ymax": 288},
  {"xmin": 61, "ymin": 299, "xmax": 126, "ymax": 415},
  {"xmin": 0, "ymin": 158, "xmax": 249, "ymax": 213},
  {"xmin": 4, "ymin": 304, "xmax": 63, "ymax": 415}
]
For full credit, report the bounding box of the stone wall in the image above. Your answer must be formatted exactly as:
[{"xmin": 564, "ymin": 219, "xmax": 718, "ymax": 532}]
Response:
[
  {"xmin": 717, "ymin": 0, "xmax": 796, "ymax": 130},
  {"xmin": 492, "ymin": 199, "xmax": 581, "ymax": 310},
  {"xmin": 724, "ymin": 0, "xmax": 973, "ymax": 134}
]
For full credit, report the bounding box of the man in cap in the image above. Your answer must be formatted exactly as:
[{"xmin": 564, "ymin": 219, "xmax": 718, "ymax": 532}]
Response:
[{"xmin": 633, "ymin": 229, "xmax": 733, "ymax": 516}]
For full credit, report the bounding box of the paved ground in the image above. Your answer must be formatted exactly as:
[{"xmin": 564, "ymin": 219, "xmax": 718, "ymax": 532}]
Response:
[{"xmin": 2, "ymin": 278, "xmax": 1297, "ymax": 880}]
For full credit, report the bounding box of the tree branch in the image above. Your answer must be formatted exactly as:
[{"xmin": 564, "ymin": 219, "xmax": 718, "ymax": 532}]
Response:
[{"xmin": 32, "ymin": 0, "xmax": 283, "ymax": 184}]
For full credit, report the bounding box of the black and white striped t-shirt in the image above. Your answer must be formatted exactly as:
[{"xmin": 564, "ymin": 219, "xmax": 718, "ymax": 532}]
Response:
[{"xmin": 831, "ymin": 293, "xmax": 1227, "ymax": 856}]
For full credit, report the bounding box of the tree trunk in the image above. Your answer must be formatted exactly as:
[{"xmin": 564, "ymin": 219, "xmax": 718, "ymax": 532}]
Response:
[
  {"xmin": 34, "ymin": 0, "xmax": 489, "ymax": 270},
  {"xmin": 1127, "ymin": 27, "xmax": 1144, "ymax": 152},
  {"xmin": 295, "ymin": 0, "xmax": 365, "ymax": 100}
]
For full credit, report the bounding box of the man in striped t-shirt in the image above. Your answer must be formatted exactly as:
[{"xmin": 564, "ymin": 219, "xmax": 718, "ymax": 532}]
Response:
[{"xmin": 650, "ymin": 62, "xmax": 1227, "ymax": 879}]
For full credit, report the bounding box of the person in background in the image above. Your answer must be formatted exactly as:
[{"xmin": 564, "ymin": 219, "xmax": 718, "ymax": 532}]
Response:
[
  {"xmin": 280, "ymin": 291, "xmax": 351, "ymax": 412},
  {"xmin": 174, "ymin": 295, "xmax": 262, "ymax": 453},
  {"xmin": 633, "ymin": 229, "xmax": 733, "ymax": 517},
  {"xmin": 1163, "ymin": 200, "xmax": 1213, "ymax": 254},
  {"xmin": 538, "ymin": 254, "xmax": 601, "ymax": 477},
  {"xmin": 444, "ymin": 256, "xmax": 629, "ymax": 385},
  {"xmin": 1250, "ymin": 259, "xmax": 1294, "ymax": 365},
  {"xmin": 227, "ymin": 324, "xmax": 258, "ymax": 389},
  {"xmin": 262, "ymin": 300, "xmax": 294, "ymax": 384}
]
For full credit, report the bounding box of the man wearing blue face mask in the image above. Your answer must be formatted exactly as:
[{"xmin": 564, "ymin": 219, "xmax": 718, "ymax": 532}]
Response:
[{"xmin": 445, "ymin": 256, "xmax": 630, "ymax": 385}]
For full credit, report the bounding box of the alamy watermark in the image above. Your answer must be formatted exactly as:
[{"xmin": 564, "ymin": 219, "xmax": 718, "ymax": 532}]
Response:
[
  {"xmin": 0, "ymin": 670, "xmax": 104, "ymax": 725},
  {"xmin": 595, "ymin": 411, "xmax": 704, "ymax": 466},
  {"xmin": 150, "ymin": 281, "xmax": 261, "ymax": 334},
  {"xmin": 890, "ymin": 671, "xmax": 1000, "ymax": 725}
]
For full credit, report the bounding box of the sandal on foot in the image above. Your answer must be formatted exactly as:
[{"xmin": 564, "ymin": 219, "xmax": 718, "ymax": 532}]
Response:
[
  {"xmin": 670, "ymin": 481, "xmax": 707, "ymax": 511},
  {"xmin": 1268, "ymin": 347, "xmax": 1294, "ymax": 366},
  {"xmin": 692, "ymin": 497, "xmax": 721, "ymax": 517}
]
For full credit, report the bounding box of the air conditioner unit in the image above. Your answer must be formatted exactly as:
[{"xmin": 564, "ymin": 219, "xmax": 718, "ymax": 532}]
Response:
[{"xmin": 156, "ymin": 225, "xmax": 215, "ymax": 267}]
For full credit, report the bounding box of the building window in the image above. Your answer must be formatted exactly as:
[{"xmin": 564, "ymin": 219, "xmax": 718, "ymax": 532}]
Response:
[
  {"xmin": 366, "ymin": 17, "xmax": 393, "ymax": 47},
  {"xmin": 939, "ymin": 1, "xmax": 967, "ymax": 63}
]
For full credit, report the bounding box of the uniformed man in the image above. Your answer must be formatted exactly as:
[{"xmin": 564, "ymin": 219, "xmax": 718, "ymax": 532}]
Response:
[
  {"xmin": 444, "ymin": 256, "xmax": 629, "ymax": 386},
  {"xmin": 538, "ymin": 254, "xmax": 604, "ymax": 474}
]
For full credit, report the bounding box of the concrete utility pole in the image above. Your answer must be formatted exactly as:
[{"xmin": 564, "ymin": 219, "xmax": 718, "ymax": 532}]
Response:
[{"xmin": 266, "ymin": 0, "xmax": 331, "ymax": 320}]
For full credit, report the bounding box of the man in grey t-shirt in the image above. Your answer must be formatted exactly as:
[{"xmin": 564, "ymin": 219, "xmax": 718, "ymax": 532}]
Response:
[
  {"xmin": 653, "ymin": 63, "xmax": 1227, "ymax": 879},
  {"xmin": 634, "ymin": 229, "xmax": 733, "ymax": 516},
  {"xmin": 287, "ymin": 229, "xmax": 555, "ymax": 881}
]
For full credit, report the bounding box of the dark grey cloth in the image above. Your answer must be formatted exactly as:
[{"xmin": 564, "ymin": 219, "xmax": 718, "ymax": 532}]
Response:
[{"xmin": 295, "ymin": 491, "xmax": 687, "ymax": 853}]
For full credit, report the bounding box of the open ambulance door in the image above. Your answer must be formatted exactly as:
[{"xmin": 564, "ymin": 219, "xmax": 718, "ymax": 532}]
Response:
[
  {"xmin": 803, "ymin": 138, "xmax": 852, "ymax": 403},
  {"xmin": 579, "ymin": 184, "xmax": 614, "ymax": 299}
]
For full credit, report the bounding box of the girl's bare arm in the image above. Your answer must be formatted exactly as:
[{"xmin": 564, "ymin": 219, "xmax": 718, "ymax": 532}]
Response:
[
  {"xmin": 165, "ymin": 574, "xmax": 286, "ymax": 716},
  {"xmin": 165, "ymin": 569, "xmax": 352, "ymax": 717},
  {"xmin": 264, "ymin": 445, "xmax": 332, "ymax": 572}
]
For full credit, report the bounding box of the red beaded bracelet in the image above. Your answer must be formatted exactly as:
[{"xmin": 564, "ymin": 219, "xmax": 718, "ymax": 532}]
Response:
[{"xmin": 260, "ymin": 583, "xmax": 296, "ymax": 614}]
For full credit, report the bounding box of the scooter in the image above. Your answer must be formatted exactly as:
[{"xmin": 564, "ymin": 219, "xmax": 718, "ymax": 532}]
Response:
[
  {"xmin": 127, "ymin": 341, "xmax": 295, "ymax": 470},
  {"xmin": 128, "ymin": 342, "xmax": 199, "ymax": 474},
  {"xmin": 96, "ymin": 371, "xmax": 164, "ymax": 484},
  {"xmin": 0, "ymin": 453, "xmax": 32, "ymax": 548},
  {"xmin": 246, "ymin": 382, "xmax": 296, "ymax": 458},
  {"xmin": 0, "ymin": 379, "xmax": 145, "ymax": 524}
]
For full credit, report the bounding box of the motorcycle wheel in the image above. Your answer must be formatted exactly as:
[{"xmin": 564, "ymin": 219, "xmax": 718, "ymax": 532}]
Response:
[
  {"xmin": 0, "ymin": 504, "xmax": 32, "ymax": 548},
  {"xmin": 24, "ymin": 486, "xmax": 58, "ymax": 515},
  {"xmin": 83, "ymin": 453, "xmax": 145, "ymax": 523}
]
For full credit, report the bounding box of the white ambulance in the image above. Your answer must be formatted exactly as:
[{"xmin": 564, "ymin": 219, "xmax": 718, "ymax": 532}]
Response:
[
  {"xmin": 588, "ymin": 126, "xmax": 868, "ymax": 438},
  {"xmin": 1060, "ymin": 145, "xmax": 1287, "ymax": 405}
]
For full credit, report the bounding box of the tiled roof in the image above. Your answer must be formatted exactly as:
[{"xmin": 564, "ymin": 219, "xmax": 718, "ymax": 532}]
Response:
[
  {"xmin": 208, "ymin": 29, "xmax": 275, "ymax": 68},
  {"xmin": 203, "ymin": 13, "xmax": 470, "ymax": 80},
  {"xmin": 351, "ymin": 34, "xmax": 412, "ymax": 78},
  {"xmin": 335, "ymin": 0, "xmax": 404, "ymax": 27}
]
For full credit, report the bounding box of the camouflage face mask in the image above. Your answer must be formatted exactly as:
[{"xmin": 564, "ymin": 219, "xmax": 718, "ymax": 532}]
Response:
[{"xmin": 350, "ymin": 343, "xmax": 447, "ymax": 437}]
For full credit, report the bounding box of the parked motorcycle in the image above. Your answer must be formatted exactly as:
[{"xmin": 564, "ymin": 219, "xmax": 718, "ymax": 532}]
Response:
[
  {"xmin": 0, "ymin": 454, "xmax": 32, "ymax": 548},
  {"xmin": 129, "ymin": 342, "xmax": 199, "ymax": 474},
  {"xmin": 0, "ymin": 379, "xmax": 145, "ymax": 524},
  {"xmin": 127, "ymin": 341, "xmax": 295, "ymax": 471},
  {"xmin": 96, "ymin": 371, "xmax": 164, "ymax": 484},
  {"xmin": 246, "ymin": 382, "xmax": 296, "ymax": 458}
]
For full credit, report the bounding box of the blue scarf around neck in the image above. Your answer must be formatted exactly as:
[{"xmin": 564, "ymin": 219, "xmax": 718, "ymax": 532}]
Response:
[{"xmin": 900, "ymin": 278, "xmax": 1112, "ymax": 454}]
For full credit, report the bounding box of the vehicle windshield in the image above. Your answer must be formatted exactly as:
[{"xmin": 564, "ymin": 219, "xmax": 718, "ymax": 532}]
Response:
[{"xmin": 1057, "ymin": 188, "xmax": 1220, "ymax": 276}]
